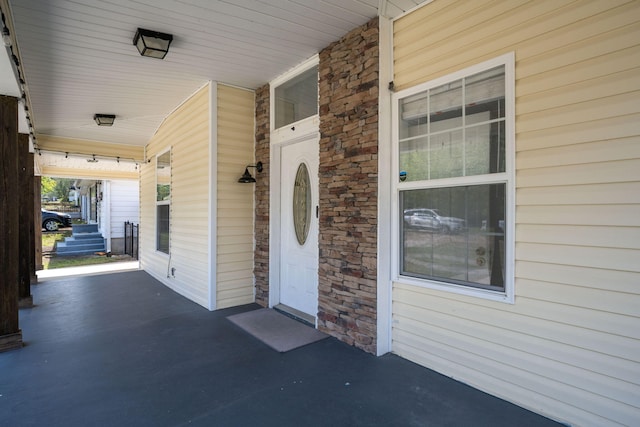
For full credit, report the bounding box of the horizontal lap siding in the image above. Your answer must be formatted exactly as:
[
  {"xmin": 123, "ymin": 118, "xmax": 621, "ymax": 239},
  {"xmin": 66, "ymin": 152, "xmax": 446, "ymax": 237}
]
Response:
[
  {"xmin": 216, "ymin": 85, "xmax": 255, "ymax": 309},
  {"xmin": 36, "ymin": 136, "xmax": 143, "ymax": 179},
  {"xmin": 37, "ymin": 136, "xmax": 145, "ymax": 160},
  {"xmin": 393, "ymin": 1, "xmax": 640, "ymax": 426},
  {"xmin": 38, "ymin": 166, "xmax": 139, "ymax": 181},
  {"xmin": 109, "ymin": 180, "xmax": 139, "ymax": 239},
  {"xmin": 140, "ymin": 85, "xmax": 210, "ymax": 307}
]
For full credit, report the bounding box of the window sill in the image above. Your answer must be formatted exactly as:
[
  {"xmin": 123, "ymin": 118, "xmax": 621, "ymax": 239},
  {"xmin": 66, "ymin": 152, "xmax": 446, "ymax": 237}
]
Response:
[{"xmin": 394, "ymin": 274, "xmax": 514, "ymax": 304}]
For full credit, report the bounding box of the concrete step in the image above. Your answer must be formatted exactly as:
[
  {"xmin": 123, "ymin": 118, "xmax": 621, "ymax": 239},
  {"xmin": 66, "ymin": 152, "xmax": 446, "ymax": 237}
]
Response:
[
  {"xmin": 55, "ymin": 223, "xmax": 106, "ymax": 256},
  {"xmin": 56, "ymin": 241, "xmax": 105, "ymax": 253},
  {"xmin": 53, "ymin": 248, "xmax": 107, "ymax": 256},
  {"xmin": 63, "ymin": 235, "xmax": 104, "ymax": 243},
  {"xmin": 72, "ymin": 224, "xmax": 99, "ymax": 234}
]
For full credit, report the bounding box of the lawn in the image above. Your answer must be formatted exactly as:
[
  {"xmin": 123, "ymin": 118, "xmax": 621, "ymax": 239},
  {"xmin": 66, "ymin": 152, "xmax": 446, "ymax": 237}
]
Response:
[
  {"xmin": 42, "ymin": 230, "xmax": 72, "ymax": 249},
  {"xmin": 42, "ymin": 229, "xmax": 133, "ymax": 269},
  {"xmin": 45, "ymin": 254, "xmax": 131, "ymax": 269}
]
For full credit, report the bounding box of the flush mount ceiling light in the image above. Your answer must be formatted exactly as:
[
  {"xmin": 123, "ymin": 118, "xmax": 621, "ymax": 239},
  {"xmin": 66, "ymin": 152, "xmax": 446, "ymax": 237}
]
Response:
[
  {"xmin": 94, "ymin": 114, "xmax": 116, "ymax": 126},
  {"xmin": 133, "ymin": 28, "xmax": 173, "ymax": 59}
]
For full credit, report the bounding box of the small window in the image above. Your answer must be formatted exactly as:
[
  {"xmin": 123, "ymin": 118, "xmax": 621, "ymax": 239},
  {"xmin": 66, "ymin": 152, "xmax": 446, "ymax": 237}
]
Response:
[
  {"xmin": 274, "ymin": 65, "xmax": 318, "ymax": 129},
  {"xmin": 293, "ymin": 163, "xmax": 312, "ymax": 245},
  {"xmin": 156, "ymin": 150, "xmax": 171, "ymax": 254},
  {"xmin": 394, "ymin": 54, "xmax": 514, "ymax": 300}
]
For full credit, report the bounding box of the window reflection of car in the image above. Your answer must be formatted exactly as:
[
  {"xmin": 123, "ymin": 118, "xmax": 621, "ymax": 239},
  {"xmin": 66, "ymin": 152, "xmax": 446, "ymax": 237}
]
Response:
[{"xmin": 403, "ymin": 209, "xmax": 465, "ymax": 233}]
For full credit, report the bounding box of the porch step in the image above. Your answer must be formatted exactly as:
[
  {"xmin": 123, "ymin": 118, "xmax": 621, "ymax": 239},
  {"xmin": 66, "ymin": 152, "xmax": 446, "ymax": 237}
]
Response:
[
  {"xmin": 70, "ymin": 232, "xmax": 104, "ymax": 240},
  {"xmin": 72, "ymin": 224, "xmax": 99, "ymax": 234},
  {"xmin": 55, "ymin": 224, "xmax": 106, "ymax": 256},
  {"xmin": 56, "ymin": 240, "xmax": 106, "ymax": 256}
]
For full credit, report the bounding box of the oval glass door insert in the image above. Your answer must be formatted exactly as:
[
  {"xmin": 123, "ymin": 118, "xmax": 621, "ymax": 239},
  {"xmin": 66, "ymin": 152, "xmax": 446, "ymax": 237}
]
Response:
[{"xmin": 293, "ymin": 162, "xmax": 311, "ymax": 245}]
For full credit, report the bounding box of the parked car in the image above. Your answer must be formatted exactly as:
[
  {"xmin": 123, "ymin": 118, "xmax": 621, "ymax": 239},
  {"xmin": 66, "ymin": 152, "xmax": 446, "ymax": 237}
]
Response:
[
  {"xmin": 42, "ymin": 208, "xmax": 72, "ymax": 231},
  {"xmin": 403, "ymin": 208, "xmax": 465, "ymax": 233}
]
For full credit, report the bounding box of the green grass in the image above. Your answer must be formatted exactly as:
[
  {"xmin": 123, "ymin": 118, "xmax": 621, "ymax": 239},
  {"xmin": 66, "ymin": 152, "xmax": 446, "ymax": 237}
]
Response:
[
  {"xmin": 42, "ymin": 230, "xmax": 72, "ymax": 249},
  {"xmin": 42, "ymin": 227, "xmax": 133, "ymax": 270},
  {"xmin": 45, "ymin": 255, "xmax": 129, "ymax": 270}
]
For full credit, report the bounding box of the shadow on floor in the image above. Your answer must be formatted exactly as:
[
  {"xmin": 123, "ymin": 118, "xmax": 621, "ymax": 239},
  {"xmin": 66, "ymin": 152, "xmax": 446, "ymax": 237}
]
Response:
[{"xmin": 1, "ymin": 271, "xmax": 563, "ymax": 427}]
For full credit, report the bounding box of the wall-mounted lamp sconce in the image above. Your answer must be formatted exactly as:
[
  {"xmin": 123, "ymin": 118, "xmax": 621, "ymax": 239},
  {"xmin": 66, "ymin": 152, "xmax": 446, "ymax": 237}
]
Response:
[
  {"xmin": 133, "ymin": 28, "xmax": 173, "ymax": 59},
  {"xmin": 94, "ymin": 114, "xmax": 116, "ymax": 126},
  {"xmin": 238, "ymin": 161, "xmax": 263, "ymax": 183}
]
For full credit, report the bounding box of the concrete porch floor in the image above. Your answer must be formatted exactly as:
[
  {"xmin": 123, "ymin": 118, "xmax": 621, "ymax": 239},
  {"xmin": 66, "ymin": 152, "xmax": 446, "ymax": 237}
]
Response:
[{"xmin": 1, "ymin": 271, "xmax": 563, "ymax": 427}]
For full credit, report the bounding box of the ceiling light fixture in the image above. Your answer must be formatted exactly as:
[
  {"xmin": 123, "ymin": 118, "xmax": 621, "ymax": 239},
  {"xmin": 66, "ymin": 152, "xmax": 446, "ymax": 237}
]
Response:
[
  {"xmin": 133, "ymin": 28, "xmax": 173, "ymax": 59},
  {"xmin": 94, "ymin": 114, "xmax": 116, "ymax": 126}
]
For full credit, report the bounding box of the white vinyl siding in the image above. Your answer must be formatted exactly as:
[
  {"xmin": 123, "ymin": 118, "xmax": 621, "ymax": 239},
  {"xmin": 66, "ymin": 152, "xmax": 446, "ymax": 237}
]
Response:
[
  {"xmin": 36, "ymin": 136, "xmax": 144, "ymax": 161},
  {"xmin": 391, "ymin": 1, "xmax": 640, "ymax": 426},
  {"xmin": 216, "ymin": 85, "xmax": 255, "ymax": 309},
  {"xmin": 109, "ymin": 180, "xmax": 139, "ymax": 239},
  {"xmin": 36, "ymin": 136, "xmax": 143, "ymax": 180},
  {"xmin": 140, "ymin": 85, "xmax": 211, "ymax": 307}
]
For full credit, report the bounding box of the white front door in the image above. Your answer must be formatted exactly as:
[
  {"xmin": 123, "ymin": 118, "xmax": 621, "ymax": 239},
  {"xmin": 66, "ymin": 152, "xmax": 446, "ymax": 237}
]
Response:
[{"xmin": 279, "ymin": 136, "xmax": 319, "ymax": 317}]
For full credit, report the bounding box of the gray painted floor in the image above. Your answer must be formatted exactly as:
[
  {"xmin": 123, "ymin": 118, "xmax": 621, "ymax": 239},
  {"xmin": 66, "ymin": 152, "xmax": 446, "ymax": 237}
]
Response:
[{"xmin": 1, "ymin": 270, "xmax": 563, "ymax": 427}]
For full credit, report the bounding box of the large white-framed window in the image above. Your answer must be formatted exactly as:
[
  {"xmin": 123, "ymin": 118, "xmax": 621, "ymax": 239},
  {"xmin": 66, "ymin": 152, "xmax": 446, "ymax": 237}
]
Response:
[
  {"xmin": 392, "ymin": 53, "xmax": 515, "ymax": 303},
  {"xmin": 156, "ymin": 149, "xmax": 171, "ymax": 255}
]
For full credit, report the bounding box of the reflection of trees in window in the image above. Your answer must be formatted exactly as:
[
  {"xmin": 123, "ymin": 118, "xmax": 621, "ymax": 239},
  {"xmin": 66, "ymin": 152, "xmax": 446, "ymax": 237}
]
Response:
[
  {"xmin": 156, "ymin": 151, "xmax": 171, "ymax": 202},
  {"xmin": 399, "ymin": 66, "xmax": 505, "ymax": 183},
  {"xmin": 397, "ymin": 62, "xmax": 510, "ymax": 293},
  {"xmin": 400, "ymin": 185, "xmax": 504, "ymax": 290},
  {"xmin": 156, "ymin": 150, "xmax": 171, "ymax": 254}
]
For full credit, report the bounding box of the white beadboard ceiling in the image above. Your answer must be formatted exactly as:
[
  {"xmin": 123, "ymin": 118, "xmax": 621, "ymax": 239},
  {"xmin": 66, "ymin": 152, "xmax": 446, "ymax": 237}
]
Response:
[{"xmin": 7, "ymin": 0, "xmax": 426, "ymax": 149}]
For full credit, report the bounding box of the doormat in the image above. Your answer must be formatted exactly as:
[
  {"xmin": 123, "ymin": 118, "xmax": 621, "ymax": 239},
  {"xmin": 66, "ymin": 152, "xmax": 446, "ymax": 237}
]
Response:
[{"xmin": 227, "ymin": 308, "xmax": 328, "ymax": 353}]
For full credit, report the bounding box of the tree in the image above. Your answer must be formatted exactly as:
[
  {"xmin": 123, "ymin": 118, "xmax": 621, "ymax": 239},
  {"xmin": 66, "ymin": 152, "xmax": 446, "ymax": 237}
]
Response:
[
  {"xmin": 41, "ymin": 177, "xmax": 73, "ymax": 202},
  {"xmin": 41, "ymin": 176, "xmax": 56, "ymax": 197},
  {"xmin": 53, "ymin": 178, "xmax": 73, "ymax": 203}
]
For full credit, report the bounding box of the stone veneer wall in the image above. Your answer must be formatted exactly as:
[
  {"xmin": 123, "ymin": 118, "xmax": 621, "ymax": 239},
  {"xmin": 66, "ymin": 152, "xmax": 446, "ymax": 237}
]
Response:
[
  {"xmin": 251, "ymin": 19, "xmax": 379, "ymax": 353},
  {"xmin": 254, "ymin": 84, "xmax": 270, "ymax": 307},
  {"xmin": 317, "ymin": 18, "xmax": 379, "ymax": 354}
]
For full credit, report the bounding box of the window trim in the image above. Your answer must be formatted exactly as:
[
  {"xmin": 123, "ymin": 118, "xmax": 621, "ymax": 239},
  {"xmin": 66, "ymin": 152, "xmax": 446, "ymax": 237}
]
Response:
[
  {"xmin": 391, "ymin": 52, "xmax": 515, "ymax": 304},
  {"xmin": 155, "ymin": 148, "xmax": 171, "ymax": 256},
  {"xmin": 269, "ymin": 54, "xmax": 319, "ymax": 145}
]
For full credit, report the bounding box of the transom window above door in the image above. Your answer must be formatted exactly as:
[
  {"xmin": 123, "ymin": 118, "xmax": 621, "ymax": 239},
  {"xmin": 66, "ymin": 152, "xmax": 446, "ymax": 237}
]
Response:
[{"xmin": 274, "ymin": 65, "xmax": 318, "ymax": 130}]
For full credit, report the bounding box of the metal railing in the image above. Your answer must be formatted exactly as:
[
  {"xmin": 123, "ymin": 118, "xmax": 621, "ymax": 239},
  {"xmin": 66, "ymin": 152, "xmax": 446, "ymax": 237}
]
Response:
[{"xmin": 124, "ymin": 221, "xmax": 139, "ymax": 260}]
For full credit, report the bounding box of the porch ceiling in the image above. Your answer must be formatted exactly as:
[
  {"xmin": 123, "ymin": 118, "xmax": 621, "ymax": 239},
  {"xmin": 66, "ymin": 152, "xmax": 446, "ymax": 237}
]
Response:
[{"xmin": 6, "ymin": 0, "xmax": 425, "ymax": 154}]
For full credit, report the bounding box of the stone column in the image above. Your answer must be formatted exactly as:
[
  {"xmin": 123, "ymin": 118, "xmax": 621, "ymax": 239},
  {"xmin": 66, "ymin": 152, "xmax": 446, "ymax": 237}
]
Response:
[
  {"xmin": 317, "ymin": 18, "xmax": 380, "ymax": 354},
  {"xmin": 254, "ymin": 84, "xmax": 270, "ymax": 306}
]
